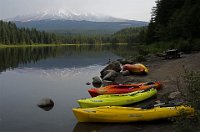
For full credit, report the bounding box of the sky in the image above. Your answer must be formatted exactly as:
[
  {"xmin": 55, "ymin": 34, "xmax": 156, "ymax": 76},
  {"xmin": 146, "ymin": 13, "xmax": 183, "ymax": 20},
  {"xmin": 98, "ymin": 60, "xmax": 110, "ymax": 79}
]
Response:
[{"xmin": 0, "ymin": 0, "xmax": 156, "ymax": 21}]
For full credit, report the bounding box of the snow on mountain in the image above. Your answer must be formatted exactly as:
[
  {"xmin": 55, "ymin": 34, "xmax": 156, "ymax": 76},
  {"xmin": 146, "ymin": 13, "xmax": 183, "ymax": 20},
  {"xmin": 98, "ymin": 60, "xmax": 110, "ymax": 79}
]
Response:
[{"xmin": 6, "ymin": 9, "xmax": 128, "ymax": 22}]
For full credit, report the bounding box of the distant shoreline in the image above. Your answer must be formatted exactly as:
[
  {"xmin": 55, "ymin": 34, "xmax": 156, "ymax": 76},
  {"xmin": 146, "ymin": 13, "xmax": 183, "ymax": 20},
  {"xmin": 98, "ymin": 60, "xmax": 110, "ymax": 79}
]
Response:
[
  {"xmin": 0, "ymin": 44, "xmax": 92, "ymax": 48},
  {"xmin": 0, "ymin": 43, "xmax": 128, "ymax": 48}
]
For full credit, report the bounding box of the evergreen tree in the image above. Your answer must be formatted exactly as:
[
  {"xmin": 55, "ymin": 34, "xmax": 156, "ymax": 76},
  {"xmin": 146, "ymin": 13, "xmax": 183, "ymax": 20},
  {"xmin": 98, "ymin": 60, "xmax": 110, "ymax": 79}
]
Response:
[{"xmin": 146, "ymin": 0, "xmax": 200, "ymax": 43}]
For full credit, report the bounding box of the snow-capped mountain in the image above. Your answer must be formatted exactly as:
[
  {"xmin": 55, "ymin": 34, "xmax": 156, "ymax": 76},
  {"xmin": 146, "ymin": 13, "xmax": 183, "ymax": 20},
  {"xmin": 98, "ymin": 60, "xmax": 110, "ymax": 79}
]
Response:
[
  {"xmin": 6, "ymin": 9, "xmax": 148, "ymax": 34},
  {"xmin": 6, "ymin": 9, "xmax": 129, "ymax": 22}
]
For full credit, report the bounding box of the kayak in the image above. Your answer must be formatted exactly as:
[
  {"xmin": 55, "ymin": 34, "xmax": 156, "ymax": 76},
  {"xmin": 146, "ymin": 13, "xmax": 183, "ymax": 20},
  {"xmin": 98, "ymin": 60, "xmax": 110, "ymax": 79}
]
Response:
[
  {"xmin": 78, "ymin": 88, "xmax": 157, "ymax": 108},
  {"xmin": 88, "ymin": 82, "xmax": 162, "ymax": 97},
  {"xmin": 72, "ymin": 105, "xmax": 194, "ymax": 123},
  {"xmin": 123, "ymin": 63, "xmax": 148, "ymax": 74}
]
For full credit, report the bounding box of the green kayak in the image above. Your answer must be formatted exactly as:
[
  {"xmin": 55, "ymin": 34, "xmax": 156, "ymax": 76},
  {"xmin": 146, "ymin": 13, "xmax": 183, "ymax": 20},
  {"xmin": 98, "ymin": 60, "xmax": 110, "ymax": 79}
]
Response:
[{"xmin": 77, "ymin": 88, "xmax": 157, "ymax": 108}]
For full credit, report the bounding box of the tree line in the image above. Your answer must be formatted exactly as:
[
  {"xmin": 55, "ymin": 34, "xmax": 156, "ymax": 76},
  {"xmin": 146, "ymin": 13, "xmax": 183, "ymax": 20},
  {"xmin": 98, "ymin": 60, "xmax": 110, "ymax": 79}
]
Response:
[
  {"xmin": 3, "ymin": 0, "xmax": 199, "ymax": 47},
  {"xmin": 0, "ymin": 21, "xmax": 59, "ymax": 44},
  {"xmin": 0, "ymin": 20, "xmax": 109, "ymax": 45},
  {"xmin": 145, "ymin": 0, "xmax": 200, "ymax": 45},
  {"xmin": 0, "ymin": 20, "xmax": 145, "ymax": 45},
  {"xmin": 111, "ymin": 27, "xmax": 146, "ymax": 44}
]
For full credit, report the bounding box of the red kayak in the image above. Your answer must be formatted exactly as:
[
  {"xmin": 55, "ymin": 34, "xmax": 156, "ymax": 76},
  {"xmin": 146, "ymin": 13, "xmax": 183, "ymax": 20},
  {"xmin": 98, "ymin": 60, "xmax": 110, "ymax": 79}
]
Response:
[{"xmin": 88, "ymin": 82, "xmax": 162, "ymax": 97}]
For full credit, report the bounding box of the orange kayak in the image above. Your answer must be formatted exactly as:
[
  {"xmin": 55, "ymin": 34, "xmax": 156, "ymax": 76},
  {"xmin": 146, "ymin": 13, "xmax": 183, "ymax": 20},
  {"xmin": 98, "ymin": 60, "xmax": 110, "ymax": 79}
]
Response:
[
  {"xmin": 88, "ymin": 82, "xmax": 162, "ymax": 97},
  {"xmin": 123, "ymin": 63, "xmax": 148, "ymax": 74}
]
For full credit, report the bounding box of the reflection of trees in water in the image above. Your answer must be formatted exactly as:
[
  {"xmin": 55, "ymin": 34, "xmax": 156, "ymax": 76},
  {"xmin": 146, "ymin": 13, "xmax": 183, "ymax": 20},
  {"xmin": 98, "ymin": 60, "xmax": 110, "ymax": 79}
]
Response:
[
  {"xmin": 0, "ymin": 45, "xmax": 137, "ymax": 72},
  {"xmin": 0, "ymin": 47, "xmax": 57, "ymax": 72},
  {"xmin": 113, "ymin": 45, "xmax": 139, "ymax": 58}
]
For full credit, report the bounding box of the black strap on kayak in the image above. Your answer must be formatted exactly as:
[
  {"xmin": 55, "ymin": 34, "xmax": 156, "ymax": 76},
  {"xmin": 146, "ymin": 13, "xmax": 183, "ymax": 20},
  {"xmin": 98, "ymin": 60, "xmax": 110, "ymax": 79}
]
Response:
[{"xmin": 141, "ymin": 102, "xmax": 180, "ymax": 109}]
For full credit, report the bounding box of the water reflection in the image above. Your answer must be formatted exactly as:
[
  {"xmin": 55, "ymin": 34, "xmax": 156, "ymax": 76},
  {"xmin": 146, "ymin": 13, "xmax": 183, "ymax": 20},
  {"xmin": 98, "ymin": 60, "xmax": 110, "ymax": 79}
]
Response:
[
  {"xmin": 37, "ymin": 97, "xmax": 54, "ymax": 111},
  {"xmin": 15, "ymin": 65, "xmax": 103, "ymax": 81},
  {"xmin": 0, "ymin": 64, "xmax": 104, "ymax": 132},
  {"xmin": 0, "ymin": 45, "xmax": 138, "ymax": 72},
  {"xmin": 73, "ymin": 121, "xmax": 173, "ymax": 132},
  {"xmin": 0, "ymin": 44, "xmax": 140, "ymax": 131}
]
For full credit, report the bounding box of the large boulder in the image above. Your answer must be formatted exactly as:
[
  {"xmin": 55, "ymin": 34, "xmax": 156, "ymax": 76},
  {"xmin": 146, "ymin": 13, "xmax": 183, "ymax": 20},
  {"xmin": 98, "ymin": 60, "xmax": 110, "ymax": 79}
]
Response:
[
  {"xmin": 121, "ymin": 70, "xmax": 130, "ymax": 76},
  {"xmin": 92, "ymin": 76, "xmax": 102, "ymax": 84},
  {"xmin": 37, "ymin": 97, "xmax": 54, "ymax": 111},
  {"xmin": 101, "ymin": 70, "xmax": 112, "ymax": 78},
  {"xmin": 92, "ymin": 76, "xmax": 102, "ymax": 88},
  {"xmin": 117, "ymin": 58, "xmax": 134, "ymax": 65},
  {"xmin": 100, "ymin": 61, "xmax": 121, "ymax": 78},
  {"xmin": 102, "ymin": 70, "xmax": 119, "ymax": 81}
]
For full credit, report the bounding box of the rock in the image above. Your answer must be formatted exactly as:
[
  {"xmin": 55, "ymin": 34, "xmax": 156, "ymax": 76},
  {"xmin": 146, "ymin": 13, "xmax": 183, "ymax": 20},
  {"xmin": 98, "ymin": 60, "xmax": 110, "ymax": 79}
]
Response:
[
  {"xmin": 118, "ymin": 58, "xmax": 133, "ymax": 65},
  {"xmin": 103, "ymin": 70, "xmax": 118, "ymax": 81},
  {"xmin": 168, "ymin": 91, "xmax": 181, "ymax": 100},
  {"xmin": 92, "ymin": 76, "xmax": 102, "ymax": 88},
  {"xmin": 92, "ymin": 83, "xmax": 102, "ymax": 88},
  {"xmin": 37, "ymin": 97, "xmax": 54, "ymax": 111},
  {"xmin": 106, "ymin": 59, "xmax": 111, "ymax": 64},
  {"xmin": 100, "ymin": 61, "xmax": 121, "ymax": 77},
  {"xmin": 122, "ymin": 70, "xmax": 130, "ymax": 76},
  {"xmin": 86, "ymin": 82, "xmax": 91, "ymax": 85},
  {"xmin": 92, "ymin": 76, "xmax": 102, "ymax": 84},
  {"xmin": 100, "ymin": 70, "xmax": 113, "ymax": 78},
  {"xmin": 102, "ymin": 80, "xmax": 118, "ymax": 86}
]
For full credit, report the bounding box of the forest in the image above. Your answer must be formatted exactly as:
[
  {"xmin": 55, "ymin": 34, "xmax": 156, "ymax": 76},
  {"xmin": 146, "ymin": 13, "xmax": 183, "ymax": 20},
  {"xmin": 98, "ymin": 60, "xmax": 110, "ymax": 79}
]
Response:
[
  {"xmin": 143, "ymin": 0, "xmax": 200, "ymax": 51},
  {"xmin": 145, "ymin": 1, "xmax": 200, "ymax": 131},
  {"xmin": 0, "ymin": 21, "xmax": 60, "ymax": 44},
  {"xmin": 1, "ymin": 0, "xmax": 200, "ymax": 50},
  {"xmin": 147, "ymin": 0, "xmax": 200, "ymax": 42},
  {"xmin": 0, "ymin": 20, "xmax": 144, "ymax": 45}
]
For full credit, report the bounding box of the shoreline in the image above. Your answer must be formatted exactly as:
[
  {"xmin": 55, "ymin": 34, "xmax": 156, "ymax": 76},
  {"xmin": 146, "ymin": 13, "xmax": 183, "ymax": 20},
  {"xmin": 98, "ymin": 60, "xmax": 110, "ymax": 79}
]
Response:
[
  {"xmin": 94, "ymin": 52, "xmax": 200, "ymax": 131},
  {"xmin": 114, "ymin": 52, "xmax": 200, "ymax": 102},
  {"xmin": 0, "ymin": 44, "xmax": 90, "ymax": 48},
  {"xmin": 0, "ymin": 43, "xmax": 128, "ymax": 48}
]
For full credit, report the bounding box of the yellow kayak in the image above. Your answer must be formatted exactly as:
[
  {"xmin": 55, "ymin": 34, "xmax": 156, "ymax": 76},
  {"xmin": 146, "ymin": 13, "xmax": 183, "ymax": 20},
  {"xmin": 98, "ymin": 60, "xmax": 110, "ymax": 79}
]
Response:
[
  {"xmin": 77, "ymin": 88, "xmax": 157, "ymax": 108},
  {"xmin": 72, "ymin": 105, "xmax": 194, "ymax": 123}
]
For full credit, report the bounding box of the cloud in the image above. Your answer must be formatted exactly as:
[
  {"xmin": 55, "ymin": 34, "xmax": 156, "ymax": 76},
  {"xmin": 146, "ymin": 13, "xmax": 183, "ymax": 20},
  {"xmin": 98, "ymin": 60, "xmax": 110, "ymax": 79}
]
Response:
[{"xmin": 0, "ymin": 0, "xmax": 156, "ymax": 21}]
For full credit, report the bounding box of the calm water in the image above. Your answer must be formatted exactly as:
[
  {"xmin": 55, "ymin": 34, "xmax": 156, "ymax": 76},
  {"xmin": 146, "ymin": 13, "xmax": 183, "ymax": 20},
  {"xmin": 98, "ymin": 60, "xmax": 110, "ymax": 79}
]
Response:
[
  {"xmin": 0, "ymin": 45, "xmax": 137, "ymax": 132},
  {"xmin": 0, "ymin": 45, "xmax": 173, "ymax": 132}
]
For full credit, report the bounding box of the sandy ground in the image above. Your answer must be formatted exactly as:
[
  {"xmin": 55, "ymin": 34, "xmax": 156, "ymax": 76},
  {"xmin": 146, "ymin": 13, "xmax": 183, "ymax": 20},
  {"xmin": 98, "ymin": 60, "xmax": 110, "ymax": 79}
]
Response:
[
  {"xmin": 116, "ymin": 52, "xmax": 200, "ymax": 99},
  {"xmin": 74, "ymin": 52, "xmax": 200, "ymax": 132}
]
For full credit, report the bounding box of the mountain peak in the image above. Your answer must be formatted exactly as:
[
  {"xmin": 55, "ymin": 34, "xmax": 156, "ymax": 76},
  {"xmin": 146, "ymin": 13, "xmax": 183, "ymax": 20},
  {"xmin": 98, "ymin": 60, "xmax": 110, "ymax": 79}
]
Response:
[{"xmin": 6, "ymin": 9, "xmax": 128, "ymax": 22}]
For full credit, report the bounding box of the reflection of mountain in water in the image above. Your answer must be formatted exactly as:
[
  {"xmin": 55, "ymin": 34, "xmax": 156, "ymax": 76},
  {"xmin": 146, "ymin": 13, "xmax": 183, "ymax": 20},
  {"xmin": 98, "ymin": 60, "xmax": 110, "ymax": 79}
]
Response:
[
  {"xmin": 0, "ymin": 45, "xmax": 137, "ymax": 72},
  {"xmin": 18, "ymin": 52, "xmax": 120, "ymax": 69},
  {"xmin": 16, "ymin": 65, "xmax": 104, "ymax": 81}
]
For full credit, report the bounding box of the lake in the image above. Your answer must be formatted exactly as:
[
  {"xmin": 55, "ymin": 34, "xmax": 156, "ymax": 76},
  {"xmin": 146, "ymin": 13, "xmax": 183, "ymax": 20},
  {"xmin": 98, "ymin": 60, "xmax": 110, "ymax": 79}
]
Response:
[
  {"xmin": 0, "ymin": 45, "xmax": 138, "ymax": 132},
  {"xmin": 0, "ymin": 45, "xmax": 174, "ymax": 132}
]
